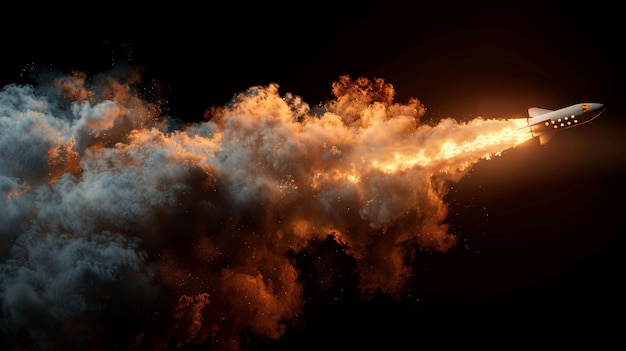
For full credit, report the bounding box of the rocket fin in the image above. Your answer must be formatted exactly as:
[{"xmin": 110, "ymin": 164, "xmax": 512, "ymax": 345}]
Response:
[
  {"xmin": 539, "ymin": 133, "xmax": 554, "ymax": 145},
  {"xmin": 528, "ymin": 107, "xmax": 552, "ymax": 118}
]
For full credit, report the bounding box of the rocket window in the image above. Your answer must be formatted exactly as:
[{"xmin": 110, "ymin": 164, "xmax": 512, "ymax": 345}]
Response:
[{"xmin": 582, "ymin": 103, "xmax": 590, "ymax": 112}]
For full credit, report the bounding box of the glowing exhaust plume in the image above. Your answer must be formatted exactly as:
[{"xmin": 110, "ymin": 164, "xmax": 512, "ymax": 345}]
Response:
[{"xmin": 0, "ymin": 70, "xmax": 532, "ymax": 350}]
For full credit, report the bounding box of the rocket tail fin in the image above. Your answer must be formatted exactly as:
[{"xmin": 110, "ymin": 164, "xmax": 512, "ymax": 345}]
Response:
[
  {"xmin": 538, "ymin": 133, "xmax": 554, "ymax": 145},
  {"xmin": 528, "ymin": 107, "xmax": 552, "ymax": 118}
]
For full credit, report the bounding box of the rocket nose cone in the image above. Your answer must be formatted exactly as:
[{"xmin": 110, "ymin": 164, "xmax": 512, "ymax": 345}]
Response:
[{"xmin": 590, "ymin": 103, "xmax": 604, "ymax": 111}]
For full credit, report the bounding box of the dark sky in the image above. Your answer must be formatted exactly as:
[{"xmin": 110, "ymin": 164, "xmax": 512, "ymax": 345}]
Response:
[{"xmin": 2, "ymin": 1, "xmax": 625, "ymax": 350}]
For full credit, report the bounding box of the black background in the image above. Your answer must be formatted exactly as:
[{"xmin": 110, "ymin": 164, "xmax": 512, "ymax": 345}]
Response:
[{"xmin": 3, "ymin": 1, "xmax": 625, "ymax": 349}]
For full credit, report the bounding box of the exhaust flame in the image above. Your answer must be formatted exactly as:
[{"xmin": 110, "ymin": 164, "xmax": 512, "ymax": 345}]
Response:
[
  {"xmin": 0, "ymin": 70, "xmax": 532, "ymax": 350},
  {"xmin": 372, "ymin": 118, "xmax": 532, "ymax": 173}
]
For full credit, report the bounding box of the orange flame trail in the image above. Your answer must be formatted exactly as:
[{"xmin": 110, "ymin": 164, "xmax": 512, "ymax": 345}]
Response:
[{"xmin": 372, "ymin": 118, "xmax": 532, "ymax": 173}]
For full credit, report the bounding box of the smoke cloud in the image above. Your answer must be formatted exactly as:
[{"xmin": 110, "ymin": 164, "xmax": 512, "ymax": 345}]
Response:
[{"xmin": 0, "ymin": 69, "xmax": 532, "ymax": 350}]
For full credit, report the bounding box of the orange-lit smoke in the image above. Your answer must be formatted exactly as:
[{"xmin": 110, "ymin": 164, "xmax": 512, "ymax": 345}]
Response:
[{"xmin": 0, "ymin": 70, "xmax": 532, "ymax": 350}]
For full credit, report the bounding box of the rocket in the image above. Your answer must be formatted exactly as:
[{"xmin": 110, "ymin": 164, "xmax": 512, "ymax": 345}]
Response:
[{"xmin": 524, "ymin": 102, "xmax": 605, "ymax": 145}]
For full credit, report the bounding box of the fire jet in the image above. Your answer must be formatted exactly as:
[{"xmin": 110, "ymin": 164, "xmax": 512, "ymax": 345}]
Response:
[{"xmin": 523, "ymin": 102, "xmax": 605, "ymax": 145}]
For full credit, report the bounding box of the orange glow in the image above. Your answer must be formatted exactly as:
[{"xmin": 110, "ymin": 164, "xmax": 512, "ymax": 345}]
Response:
[
  {"xmin": 47, "ymin": 141, "xmax": 81, "ymax": 183},
  {"xmin": 5, "ymin": 181, "xmax": 30, "ymax": 202}
]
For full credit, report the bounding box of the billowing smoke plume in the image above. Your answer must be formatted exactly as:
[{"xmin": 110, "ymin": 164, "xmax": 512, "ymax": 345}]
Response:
[{"xmin": 0, "ymin": 69, "xmax": 532, "ymax": 350}]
